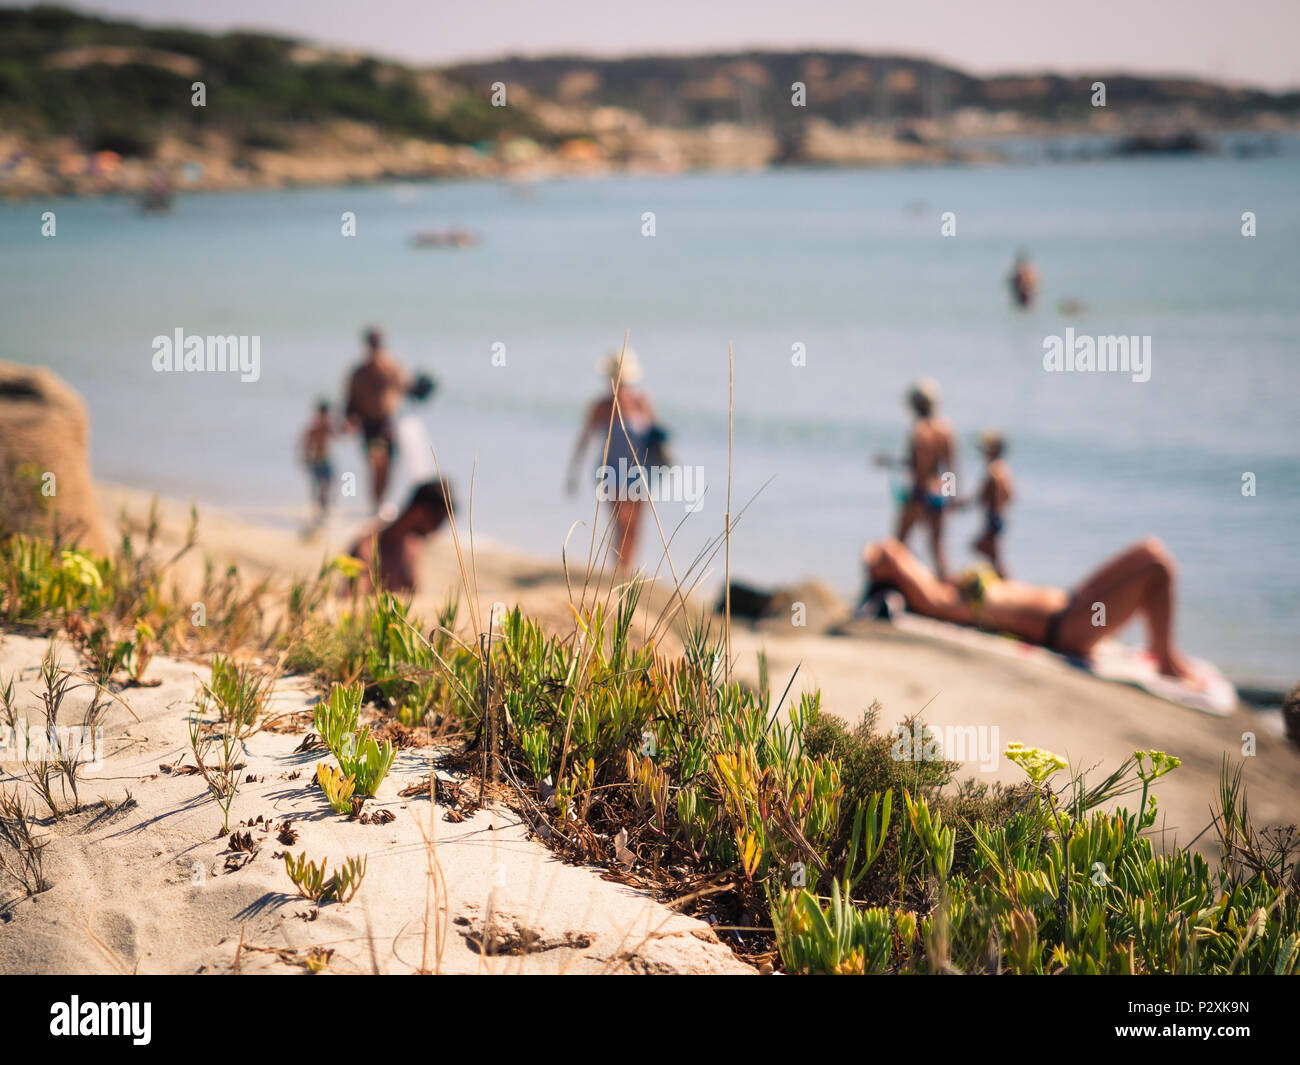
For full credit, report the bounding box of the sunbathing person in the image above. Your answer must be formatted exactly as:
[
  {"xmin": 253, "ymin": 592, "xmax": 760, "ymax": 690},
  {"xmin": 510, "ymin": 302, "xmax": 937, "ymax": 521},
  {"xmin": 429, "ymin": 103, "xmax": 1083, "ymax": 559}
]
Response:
[
  {"xmin": 862, "ymin": 536, "xmax": 1199, "ymax": 683},
  {"xmin": 348, "ymin": 479, "xmax": 454, "ymax": 594}
]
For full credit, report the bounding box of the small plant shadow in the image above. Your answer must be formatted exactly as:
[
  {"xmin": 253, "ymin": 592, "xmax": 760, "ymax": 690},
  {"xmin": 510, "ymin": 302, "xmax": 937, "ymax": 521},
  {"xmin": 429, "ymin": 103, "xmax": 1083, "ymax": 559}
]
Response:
[{"xmin": 233, "ymin": 891, "xmax": 298, "ymax": 921}]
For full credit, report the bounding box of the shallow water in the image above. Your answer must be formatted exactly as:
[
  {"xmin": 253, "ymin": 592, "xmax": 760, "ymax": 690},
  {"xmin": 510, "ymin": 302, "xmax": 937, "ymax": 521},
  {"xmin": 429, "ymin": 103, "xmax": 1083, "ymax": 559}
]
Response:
[{"xmin": 2, "ymin": 153, "xmax": 1297, "ymax": 686}]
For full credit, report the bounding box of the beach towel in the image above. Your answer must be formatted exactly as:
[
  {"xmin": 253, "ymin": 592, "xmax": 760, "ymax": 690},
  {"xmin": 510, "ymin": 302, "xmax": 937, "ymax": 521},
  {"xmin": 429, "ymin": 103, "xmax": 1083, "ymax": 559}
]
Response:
[
  {"xmin": 1085, "ymin": 641, "xmax": 1237, "ymax": 717},
  {"xmin": 857, "ymin": 594, "xmax": 1237, "ymax": 717}
]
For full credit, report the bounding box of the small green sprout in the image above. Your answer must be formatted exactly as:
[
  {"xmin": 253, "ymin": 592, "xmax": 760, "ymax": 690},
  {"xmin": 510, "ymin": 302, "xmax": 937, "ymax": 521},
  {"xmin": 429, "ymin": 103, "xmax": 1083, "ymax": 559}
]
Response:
[
  {"xmin": 284, "ymin": 851, "xmax": 367, "ymax": 904},
  {"xmin": 316, "ymin": 762, "xmax": 356, "ymax": 815},
  {"xmin": 313, "ymin": 683, "xmax": 394, "ymax": 799}
]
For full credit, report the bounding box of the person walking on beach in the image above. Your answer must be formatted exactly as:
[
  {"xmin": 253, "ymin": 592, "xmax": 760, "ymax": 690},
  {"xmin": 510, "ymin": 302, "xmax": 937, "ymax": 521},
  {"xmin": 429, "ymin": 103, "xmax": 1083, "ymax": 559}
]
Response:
[
  {"xmin": 347, "ymin": 478, "xmax": 454, "ymax": 594},
  {"xmin": 566, "ymin": 348, "xmax": 657, "ymax": 574},
  {"xmin": 299, "ymin": 399, "xmax": 336, "ymax": 529},
  {"xmin": 1008, "ymin": 251, "xmax": 1038, "ymax": 309},
  {"xmin": 344, "ymin": 327, "xmax": 411, "ymax": 514},
  {"xmin": 970, "ymin": 430, "xmax": 1013, "ymax": 578},
  {"xmin": 862, "ymin": 536, "xmax": 1202, "ymax": 684},
  {"xmin": 875, "ymin": 379, "xmax": 956, "ymax": 580}
]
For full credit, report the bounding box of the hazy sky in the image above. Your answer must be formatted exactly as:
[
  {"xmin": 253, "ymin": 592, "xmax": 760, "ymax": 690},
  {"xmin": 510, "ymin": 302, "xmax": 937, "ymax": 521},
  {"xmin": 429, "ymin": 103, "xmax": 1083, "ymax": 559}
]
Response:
[{"xmin": 62, "ymin": 0, "xmax": 1300, "ymax": 90}]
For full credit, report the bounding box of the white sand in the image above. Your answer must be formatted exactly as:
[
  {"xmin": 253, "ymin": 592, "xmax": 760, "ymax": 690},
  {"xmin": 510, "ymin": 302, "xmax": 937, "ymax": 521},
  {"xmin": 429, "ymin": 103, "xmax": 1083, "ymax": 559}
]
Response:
[{"xmin": 0, "ymin": 635, "xmax": 748, "ymax": 974}]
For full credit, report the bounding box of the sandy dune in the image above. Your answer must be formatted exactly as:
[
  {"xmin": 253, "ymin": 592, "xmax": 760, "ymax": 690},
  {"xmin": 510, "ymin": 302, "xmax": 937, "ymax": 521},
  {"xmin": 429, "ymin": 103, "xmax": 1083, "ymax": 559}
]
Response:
[{"xmin": 0, "ymin": 635, "xmax": 748, "ymax": 974}]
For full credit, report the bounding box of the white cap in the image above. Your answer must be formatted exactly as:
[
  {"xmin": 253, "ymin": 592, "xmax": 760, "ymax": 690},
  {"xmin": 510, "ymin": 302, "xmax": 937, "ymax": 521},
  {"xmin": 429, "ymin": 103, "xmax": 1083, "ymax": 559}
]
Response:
[{"xmin": 597, "ymin": 347, "xmax": 643, "ymax": 384}]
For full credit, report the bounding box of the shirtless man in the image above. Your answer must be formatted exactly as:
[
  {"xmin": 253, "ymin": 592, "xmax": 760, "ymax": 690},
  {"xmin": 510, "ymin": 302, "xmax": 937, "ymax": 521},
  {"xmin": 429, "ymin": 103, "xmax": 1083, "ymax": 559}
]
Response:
[
  {"xmin": 348, "ymin": 479, "xmax": 453, "ymax": 594},
  {"xmin": 862, "ymin": 536, "xmax": 1199, "ymax": 682},
  {"xmin": 566, "ymin": 348, "xmax": 657, "ymax": 574},
  {"xmin": 344, "ymin": 327, "xmax": 411, "ymax": 511},
  {"xmin": 876, "ymin": 379, "xmax": 956, "ymax": 579}
]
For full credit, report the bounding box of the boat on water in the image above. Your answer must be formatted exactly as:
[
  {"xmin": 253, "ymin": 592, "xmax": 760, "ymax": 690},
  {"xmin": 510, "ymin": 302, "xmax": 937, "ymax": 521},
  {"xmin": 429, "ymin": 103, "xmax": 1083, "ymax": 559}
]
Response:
[{"xmin": 409, "ymin": 227, "xmax": 478, "ymax": 249}]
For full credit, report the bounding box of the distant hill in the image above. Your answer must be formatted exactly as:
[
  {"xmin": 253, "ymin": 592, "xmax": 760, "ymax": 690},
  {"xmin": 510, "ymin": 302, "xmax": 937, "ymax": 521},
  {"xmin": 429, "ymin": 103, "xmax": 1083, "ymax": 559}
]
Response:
[
  {"xmin": 451, "ymin": 51, "xmax": 1300, "ymax": 127},
  {"xmin": 2, "ymin": 4, "xmax": 1298, "ymax": 161}
]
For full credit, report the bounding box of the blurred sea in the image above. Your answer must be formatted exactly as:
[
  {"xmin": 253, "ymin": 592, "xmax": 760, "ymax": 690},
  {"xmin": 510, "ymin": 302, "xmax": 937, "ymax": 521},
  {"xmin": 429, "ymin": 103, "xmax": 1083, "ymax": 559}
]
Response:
[{"xmin": 2, "ymin": 149, "xmax": 1297, "ymax": 687}]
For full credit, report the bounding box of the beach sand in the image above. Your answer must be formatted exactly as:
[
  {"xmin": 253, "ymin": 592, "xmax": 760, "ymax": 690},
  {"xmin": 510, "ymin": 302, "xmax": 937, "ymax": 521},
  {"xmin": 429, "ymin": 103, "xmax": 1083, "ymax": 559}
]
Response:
[
  {"xmin": 0, "ymin": 633, "xmax": 749, "ymax": 974},
  {"xmin": 1, "ymin": 482, "xmax": 1295, "ymax": 973}
]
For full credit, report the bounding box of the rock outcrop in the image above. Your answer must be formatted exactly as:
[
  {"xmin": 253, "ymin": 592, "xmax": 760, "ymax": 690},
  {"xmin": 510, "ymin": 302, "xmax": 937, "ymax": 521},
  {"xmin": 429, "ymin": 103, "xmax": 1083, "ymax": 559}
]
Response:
[
  {"xmin": 719, "ymin": 578, "xmax": 851, "ymax": 634},
  {"xmin": 0, "ymin": 362, "xmax": 106, "ymax": 553}
]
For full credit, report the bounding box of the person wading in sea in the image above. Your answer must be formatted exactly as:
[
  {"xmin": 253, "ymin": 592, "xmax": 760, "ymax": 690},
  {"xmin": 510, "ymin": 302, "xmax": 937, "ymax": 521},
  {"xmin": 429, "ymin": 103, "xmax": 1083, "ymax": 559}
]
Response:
[{"xmin": 1009, "ymin": 250, "xmax": 1039, "ymax": 309}]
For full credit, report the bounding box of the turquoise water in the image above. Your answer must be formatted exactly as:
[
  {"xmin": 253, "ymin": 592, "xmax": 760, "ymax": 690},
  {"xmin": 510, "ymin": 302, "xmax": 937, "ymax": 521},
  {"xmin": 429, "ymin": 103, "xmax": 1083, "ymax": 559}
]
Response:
[{"xmin": 1, "ymin": 156, "xmax": 1297, "ymax": 687}]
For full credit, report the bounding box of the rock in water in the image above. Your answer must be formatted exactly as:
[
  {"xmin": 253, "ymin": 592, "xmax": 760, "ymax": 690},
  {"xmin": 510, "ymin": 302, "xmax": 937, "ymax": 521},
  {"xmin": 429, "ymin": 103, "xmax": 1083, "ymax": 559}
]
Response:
[{"xmin": 0, "ymin": 362, "xmax": 107, "ymax": 553}]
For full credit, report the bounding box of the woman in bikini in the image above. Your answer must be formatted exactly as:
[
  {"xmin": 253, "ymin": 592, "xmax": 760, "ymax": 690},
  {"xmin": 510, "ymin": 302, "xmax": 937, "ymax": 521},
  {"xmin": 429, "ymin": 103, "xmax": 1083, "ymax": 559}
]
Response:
[{"xmin": 861, "ymin": 536, "xmax": 1199, "ymax": 683}]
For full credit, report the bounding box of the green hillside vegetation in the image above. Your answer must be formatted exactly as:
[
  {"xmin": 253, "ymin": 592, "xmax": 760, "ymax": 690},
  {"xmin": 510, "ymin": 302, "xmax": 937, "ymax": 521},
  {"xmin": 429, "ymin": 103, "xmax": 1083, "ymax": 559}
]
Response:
[{"xmin": 0, "ymin": 5, "xmax": 547, "ymax": 156}]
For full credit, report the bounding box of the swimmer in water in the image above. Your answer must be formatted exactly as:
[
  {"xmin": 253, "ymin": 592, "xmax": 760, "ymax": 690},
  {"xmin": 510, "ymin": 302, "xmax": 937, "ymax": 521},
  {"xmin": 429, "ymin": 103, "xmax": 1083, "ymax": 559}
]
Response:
[{"xmin": 1009, "ymin": 251, "xmax": 1038, "ymax": 309}]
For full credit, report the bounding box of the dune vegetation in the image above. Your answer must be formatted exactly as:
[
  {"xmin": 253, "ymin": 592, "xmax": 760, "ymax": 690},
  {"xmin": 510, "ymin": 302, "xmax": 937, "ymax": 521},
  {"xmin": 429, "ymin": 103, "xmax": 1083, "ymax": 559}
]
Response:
[{"xmin": 0, "ymin": 499, "xmax": 1296, "ymax": 974}]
